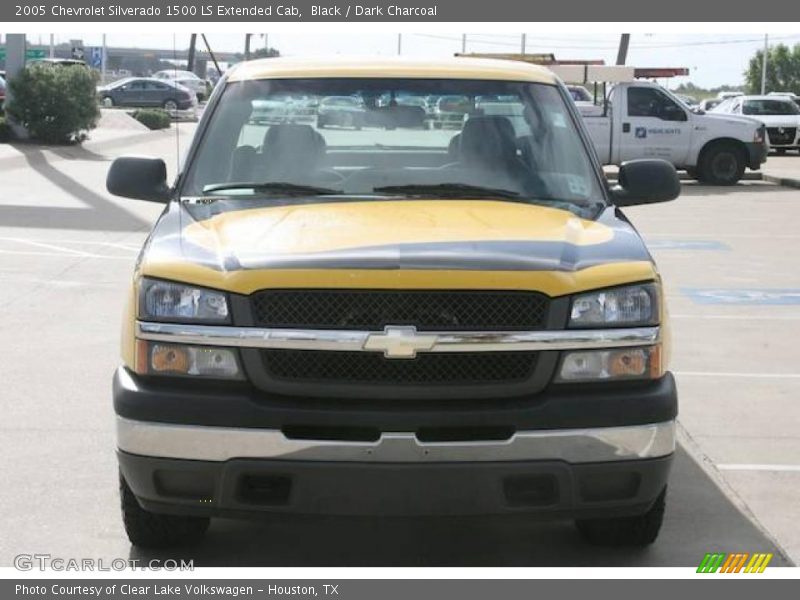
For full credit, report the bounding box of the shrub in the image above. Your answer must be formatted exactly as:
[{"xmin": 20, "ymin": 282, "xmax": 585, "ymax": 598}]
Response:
[
  {"xmin": 6, "ymin": 63, "xmax": 100, "ymax": 144},
  {"xmin": 0, "ymin": 115, "xmax": 12, "ymax": 143},
  {"xmin": 131, "ymin": 108, "xmax": 172, "ymax": 130}
]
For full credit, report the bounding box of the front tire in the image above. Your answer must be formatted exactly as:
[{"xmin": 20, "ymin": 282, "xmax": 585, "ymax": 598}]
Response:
[
  {"xmin": 162, "ymin": 99, "xmax": 179, "ymax": 112},
  {"xmin": 120, "ymin": 474, "xmax": 209, "ymax": 548},
  {"xmin": 575, "ymin": 487, "xmax": 666, "ymax": 547},
  {"xmin": 697, "ymin": 142, "xmax": 746, "ymax": 185},
  {"xmin": 101, "ymin": 96, "xmax": 114, "ymax": 108}
]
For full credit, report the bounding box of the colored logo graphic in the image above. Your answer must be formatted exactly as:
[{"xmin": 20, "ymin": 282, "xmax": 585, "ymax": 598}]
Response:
[
  {"xmin": 697, "ymin": 552, "xmax": 773, "ymax": 573},
  {"xmin": 635, "ymin": 126, "xmax": 647, "ymax": 139}
]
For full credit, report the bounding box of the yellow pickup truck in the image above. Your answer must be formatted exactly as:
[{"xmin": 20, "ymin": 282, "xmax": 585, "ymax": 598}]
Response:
[{"xmin": 108, "ymin": 57, "xmax": 680, "ymax": 549}]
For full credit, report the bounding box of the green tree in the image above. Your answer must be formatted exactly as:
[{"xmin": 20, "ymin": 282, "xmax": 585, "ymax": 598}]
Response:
[
  {"xmin": 744, "ymin": 43, "xmax": 800, "ymax": 95},
  {"xmin": 7, "ymin": 63, "xmax": 100, "ymax": 144}
]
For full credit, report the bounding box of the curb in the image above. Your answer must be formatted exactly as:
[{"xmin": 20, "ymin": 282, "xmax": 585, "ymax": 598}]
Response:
[{"xmin": 761, "ymin": 173, "xmax": 800, "ymax": 189}]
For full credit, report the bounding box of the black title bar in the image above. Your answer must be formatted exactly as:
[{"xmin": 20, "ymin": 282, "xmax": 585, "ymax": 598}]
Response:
[{"xmin": 4, "ymin": 0, "xmax": 800, "ymax": 21}]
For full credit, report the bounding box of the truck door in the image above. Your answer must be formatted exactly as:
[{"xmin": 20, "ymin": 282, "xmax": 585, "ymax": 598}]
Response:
[{"xmin": 620, "ymin": 86, "xmax": 692, "ymax": 165}]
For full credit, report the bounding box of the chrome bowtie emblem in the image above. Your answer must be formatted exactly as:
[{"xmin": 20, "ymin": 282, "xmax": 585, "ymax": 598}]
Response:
[{"xmin": 363, "ymin": 326, "xmax": 437, "ymax": 359}]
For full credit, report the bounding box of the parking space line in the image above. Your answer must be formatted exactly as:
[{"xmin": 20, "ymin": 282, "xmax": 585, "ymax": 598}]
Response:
[
  {"xmin": 0, "ymin": 249, "xmax": 133, "ymax": 260},
  {"xmin": 671, "ymin": 314, "xmax": 800, "ymax": 320},
  {"xmin": 675, "ymin": 371, "xmax": 800, "ymax": 379},
  {"xmin": 717, "ymin": 464, "xmax": 800, "ymax": 472},
  {"xmin": 3, "ymin": 238, "xmax": 98, "ymax": 257}
]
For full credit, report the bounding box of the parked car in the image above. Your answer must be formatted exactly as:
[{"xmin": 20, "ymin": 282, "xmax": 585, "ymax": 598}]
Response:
[
  {"xmin": 428, "ymin": 94, "xmax": 471, "ymax": 129},
  {"xmin": 316, "ymin": 95, "xmax": 366, "ymax": 129},
  {"xmin": 250, "ymin": 94, "xmax": 317, "ymax": 125},
  {"xmin": 566, "ymin": 84, "xmax": 603, "ymax": 116},
  {"xmin": 107, "ymin": 56, "xmax": 680, "ymax": 549},
  {"xmin": 675, "ymin": 94, "xmax": 699, "ymax": 109},
  {"xmin": 698, "ymin": 98, "xmax": 723, "ymax": 112},
  {"xmin": 97, "ymin": 77, "xmax": 196, "ymax": 111},
  {"xmin": 153, "ymin": 69, "xmax": 200, "ymax": 81},
  {"xmin": 712, "ymin": 95, "xmax": 800, "ymax": 153},
  {"xmin": 768, "ymin": 91, "xmax": 800, "ymax": 109}
]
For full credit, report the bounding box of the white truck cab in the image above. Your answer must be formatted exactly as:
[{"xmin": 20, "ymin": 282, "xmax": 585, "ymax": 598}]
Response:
[{"xmin": 551, "ymin": 66, "xmax": 768, "ymax": 185}]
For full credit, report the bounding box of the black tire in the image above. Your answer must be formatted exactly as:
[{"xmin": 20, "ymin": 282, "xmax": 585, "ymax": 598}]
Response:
[
  {"xmin": 317, "ymin": 117, "xmax": 326, "ymax": 129},
  {"xmin": 575, "ymin": 487, "xmax": 666, "ymax": 547},
  {"xmin": 101, "ymin": 96, "xmax": 115, "ymax": 108},
  {"xmin": 162, "ymin": 99, "xmax": 179, "ymax": 112},
  {"xmin": 697, "ymin": 142, "xmax": 746, "ymax": 185},
  {"xmin": 120, "ymin": 474, "xmax": 209, "ymax": 548}
]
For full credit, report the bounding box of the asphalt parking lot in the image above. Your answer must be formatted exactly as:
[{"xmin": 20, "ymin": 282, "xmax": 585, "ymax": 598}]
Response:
[{"xmin": 0, "ymin": 124, "xmax": 798, "ymax": 567}]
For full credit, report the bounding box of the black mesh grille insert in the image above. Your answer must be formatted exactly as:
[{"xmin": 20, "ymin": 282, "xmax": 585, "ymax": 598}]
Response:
[
  {"xmin": 251, "ymin": 290, "xmax": 549, "ymax": 331},
  {"xmin": 262, "ymin": 350, "xmax": 539, "ymax": 385},
  {"xmin": 767, "ymin": 127, "xmax": 797, "ymax": 146}
]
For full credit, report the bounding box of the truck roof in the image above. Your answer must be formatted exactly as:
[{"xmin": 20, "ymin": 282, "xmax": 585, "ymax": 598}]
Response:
[{"xmin": 227, "ymin": 56, "xmax": 558, "ymax": 85}]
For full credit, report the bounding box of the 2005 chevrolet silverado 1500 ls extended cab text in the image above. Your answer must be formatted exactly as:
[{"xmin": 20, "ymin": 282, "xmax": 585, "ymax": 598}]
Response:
[{"xmin": 108, "ymin": 57, "xmax": 681, "ymax": 549}]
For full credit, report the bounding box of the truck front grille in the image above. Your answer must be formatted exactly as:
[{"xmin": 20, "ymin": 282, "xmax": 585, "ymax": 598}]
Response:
[
  {"xmin": 261, "ymin": 349, "xmax": 539, "ymax": 385},
  {"xmin": 251, "ymin": 289, "xmax": 549, "ymax": 331},
  {"xmin": 767, "ymin": 127, "xmax": 797, "ymax": 146}
]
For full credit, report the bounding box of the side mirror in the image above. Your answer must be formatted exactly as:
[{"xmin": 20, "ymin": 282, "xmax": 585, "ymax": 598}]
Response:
[
  {"xmin": 107, "ymin": 156, "xmax": 170, "ymax": 202},
  {"xmin": 612, "ymin": 159, "xmax": 680, "ymax": 207}
]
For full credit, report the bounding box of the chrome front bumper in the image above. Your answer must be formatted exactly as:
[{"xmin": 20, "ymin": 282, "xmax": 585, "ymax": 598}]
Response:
[{"xmin": 117, "ymin": 417, "xmax": 675, "ymax": 463}]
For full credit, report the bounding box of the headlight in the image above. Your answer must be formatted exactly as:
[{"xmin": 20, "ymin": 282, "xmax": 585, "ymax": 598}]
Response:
[
  {"xmin": 557, "ymin": 346, "xmax": 662, "ymax": 382},
  {"xmin": 569, "ymin": 284, "xmax": 658, "ymax": 328},
  {"xmin": 135, "ymin": 341, "xmax": 243, "ymax": 379},
  {"xmin": 138, "ymin": 278, "xmax": 229, "ymax": 323}
]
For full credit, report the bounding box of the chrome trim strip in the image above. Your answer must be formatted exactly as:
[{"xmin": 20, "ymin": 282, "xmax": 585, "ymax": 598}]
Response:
[
  {"xmin": 117, "ymin": 418, "xmax": 675, "ymax": 463},
  {"xmin": 136, "ymin": 321, "xmax": 659, "ymax": 354}
]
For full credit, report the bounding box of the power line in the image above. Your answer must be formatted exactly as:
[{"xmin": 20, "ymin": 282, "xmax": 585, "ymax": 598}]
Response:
[{"xmin": 413, "ymin": 33, "xmax": 800, "ymax": 51}]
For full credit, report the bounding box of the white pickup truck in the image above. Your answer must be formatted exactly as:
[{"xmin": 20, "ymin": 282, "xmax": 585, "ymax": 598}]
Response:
[{"xmin": 578, "ymin": 81, "xmax": 768, "ymax": 185}]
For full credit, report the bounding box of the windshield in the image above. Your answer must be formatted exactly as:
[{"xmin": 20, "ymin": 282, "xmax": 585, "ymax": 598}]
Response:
[
  {"xmin": 182, "ymin": 78, "xmax": 604, "ymax": 210},
  {"xmin": 743, "ymin": 99, "xmax": 800, "ymax": 115}
]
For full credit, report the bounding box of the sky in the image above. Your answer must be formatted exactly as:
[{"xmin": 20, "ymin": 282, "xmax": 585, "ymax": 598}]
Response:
[{"xmin": 20, "ymin": 32, "xmax": 800, "ymax": 89}]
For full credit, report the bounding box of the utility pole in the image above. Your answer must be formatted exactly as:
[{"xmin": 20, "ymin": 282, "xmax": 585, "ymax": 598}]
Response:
[
  {"xmin": 616, "ymin": 33, "xmax": 630, "ymax": 65},
  {"xmin": 761, "ymin": 34, "xmax": 769, "ymax": 95},
  {"xmin": 187, "ymin": 34, "xmax": 197, "ymax": 72},
  {"xmin": 101, "ymin": 34, "xmax": 107, "ymax": 84},
  {"xmin": 462, "ymin": 34, "xmax": 466, "ymax": 53},
  {"xmin": 49, "ymin": 33, "xmax": 54, "ymax": 58},
  {"xmin": 244, "ymin": 34, "xmax": 252, "ymax": 61},
  {"xmin": 397, "ymin": 33, "xmax": 402, "ymax": 56},
  {"xmin": 521, "ymin": 34, "xmax": 526, "ymax": 56}
]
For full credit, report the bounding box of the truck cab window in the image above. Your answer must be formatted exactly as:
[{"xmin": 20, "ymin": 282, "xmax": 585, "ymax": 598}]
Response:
[{"xmin": 627, "ymin": 87, "xmax": 687, "ymax": 122}]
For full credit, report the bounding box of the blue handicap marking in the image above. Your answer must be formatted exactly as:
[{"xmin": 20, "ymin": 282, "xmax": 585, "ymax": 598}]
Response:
[
  {"xmin": 646, "ymin": 240, "xmax": 729, "ymax": 251},
  {"xmin": 683, "ymin": 288, "xmax": 800, "ymax": 305}
]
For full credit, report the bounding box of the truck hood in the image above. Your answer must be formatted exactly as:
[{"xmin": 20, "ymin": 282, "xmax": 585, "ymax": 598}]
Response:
[
  {"xmin": 139, "ymin": 199, "xmax": 657, "ymax": 296},
  {"xmin": 701, "ymin": 112, "xmax": 763, "ymax": 129},
  {"xmin": 743, "ymin": 114, "xmax": 800, "ymax": 127}
]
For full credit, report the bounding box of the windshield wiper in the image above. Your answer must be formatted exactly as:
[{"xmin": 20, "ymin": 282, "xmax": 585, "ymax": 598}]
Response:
[
  {"xmin": 202, "ymin": 181, "xmax": 343, "ymax": 196},
  {"xmin": 372, "ymin": 183, "xmax": 523, "ymax": 199}
]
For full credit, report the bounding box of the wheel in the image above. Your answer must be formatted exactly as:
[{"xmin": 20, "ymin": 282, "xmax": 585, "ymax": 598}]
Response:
[
  {"xmin": 163, "ymin": 99, "xmax": 179, "ymax": 112},
  {"xmin": 575, "ymin": 487, "xmax": 666, "ymax": 547},
  {"xmin": 697, "ymin": 142, "xmax": 746, "ymax": 185},
  {"xmin": 317, "ymin": 116, "xmax": 326, "ymax": 129},
  {"xmin": 685, "ymin": 167, "xmax": 699, "ymax": 180},
  {"xmin": 120, "ymin": 473, "xmax": 209, "ymax": 548},
  {"xmin": 101, "ymin": 96, "xmax": 114, "ymax": 108}
]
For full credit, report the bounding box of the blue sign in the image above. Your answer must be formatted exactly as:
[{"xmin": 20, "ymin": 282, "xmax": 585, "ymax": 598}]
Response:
[
  {"xmin": 646, "ymin": 240, "xmax": 729, "ymax": 251},
  {"xmin": 88, "ymin": 46, "xmax": 103, "ymax": 68},
  {"xmin": 682, "ymin": 288, "xmax": 800, "ymax": 305}
]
